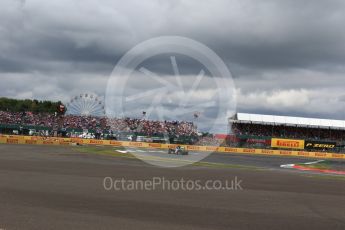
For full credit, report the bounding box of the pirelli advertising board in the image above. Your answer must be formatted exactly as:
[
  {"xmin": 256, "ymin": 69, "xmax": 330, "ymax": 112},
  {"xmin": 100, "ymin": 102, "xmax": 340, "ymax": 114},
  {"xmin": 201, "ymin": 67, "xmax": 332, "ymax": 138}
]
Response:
[
  {"xmin": 0, "ymin": 135, "xmax": 345, "ymax": 160},
  {"xmin": 304, "ymin": 140, "xmax": 337, "ymax": 149},
  {"xmin": 271, "ymin": 138, "xmax": 305, "ymax": 149}
]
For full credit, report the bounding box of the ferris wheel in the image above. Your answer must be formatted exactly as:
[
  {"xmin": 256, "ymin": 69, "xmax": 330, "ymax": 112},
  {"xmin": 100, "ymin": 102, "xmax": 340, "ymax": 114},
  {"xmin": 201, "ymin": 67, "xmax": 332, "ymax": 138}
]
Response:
[{"xmin": 65, "ymin": 93, "xmax": 105, "ymax": 117}]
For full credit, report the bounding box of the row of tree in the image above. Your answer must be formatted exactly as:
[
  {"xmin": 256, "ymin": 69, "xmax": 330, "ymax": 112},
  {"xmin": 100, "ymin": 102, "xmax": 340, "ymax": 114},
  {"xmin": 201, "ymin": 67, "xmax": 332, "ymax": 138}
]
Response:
[{"xmin": 0, "ymin": 97, "xmax": 62, "ymax": 113}]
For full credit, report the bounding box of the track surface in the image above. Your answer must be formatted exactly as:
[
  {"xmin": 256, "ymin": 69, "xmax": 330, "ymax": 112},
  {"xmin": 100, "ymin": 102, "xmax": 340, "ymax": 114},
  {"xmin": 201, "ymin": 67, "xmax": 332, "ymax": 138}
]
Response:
[
  {"xmin": 137, "ymin": 148, "xmax": 317, "ymax": 168},
  {"xmin": 126, "ymin": 147, "xmax": 317, "ymax": 169},
  {"xmin": 0, "ymin": 144, "xmax": 345, "ymax": 230}
]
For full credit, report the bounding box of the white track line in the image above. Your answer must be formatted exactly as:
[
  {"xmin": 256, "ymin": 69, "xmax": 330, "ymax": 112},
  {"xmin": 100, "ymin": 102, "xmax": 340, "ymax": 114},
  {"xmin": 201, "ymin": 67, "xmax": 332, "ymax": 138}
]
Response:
[
  {"xmin": 148, "ymin": 150, "xmax": 165, "ymax": 153},
  {"xmin": 280, "ymin": 160, "xmax": 325, "ymax": 168},
  {"xmin": 116, "ymin": 150, "xmax": 128, "ymax": 154},
  {"xmin": 280, "ymin": 164, "xmax": 295, "ymax": 168},
  {"xmin": 304, "ymin": 160, "xmax": 325, "ymax": 165}
]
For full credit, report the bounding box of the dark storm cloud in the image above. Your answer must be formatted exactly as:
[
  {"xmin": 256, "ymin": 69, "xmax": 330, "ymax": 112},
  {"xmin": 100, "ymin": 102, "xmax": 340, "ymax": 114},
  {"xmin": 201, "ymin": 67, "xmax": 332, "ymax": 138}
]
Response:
[
  {"xmin": 3, "ymin": 0, "xmax": 345, "ymax": 72},
  {"xmin": 1, "ymin": 0, "xmax": 345, "ymax": 131},
  {"xmin": 195, "ymin": 0, "xmax": 345, "ymax": 70}
]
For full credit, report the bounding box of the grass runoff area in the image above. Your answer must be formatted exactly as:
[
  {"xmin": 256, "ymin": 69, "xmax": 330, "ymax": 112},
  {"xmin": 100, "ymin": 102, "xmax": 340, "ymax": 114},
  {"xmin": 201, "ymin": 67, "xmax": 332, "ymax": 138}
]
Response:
[
  {"xmin": 296, "ymin": 160, "xmax": 345, "ymax": 171},
  {"xmin": 72, "ymin": 145, "xmax": 261, "ymax": 170}
]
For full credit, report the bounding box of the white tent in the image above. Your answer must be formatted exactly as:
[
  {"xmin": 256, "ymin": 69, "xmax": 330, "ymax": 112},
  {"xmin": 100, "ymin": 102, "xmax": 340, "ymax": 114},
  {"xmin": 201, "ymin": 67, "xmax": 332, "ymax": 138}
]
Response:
[{"xmin": 230, "ymin": 113, "xmax": 345, "ymax": 130}]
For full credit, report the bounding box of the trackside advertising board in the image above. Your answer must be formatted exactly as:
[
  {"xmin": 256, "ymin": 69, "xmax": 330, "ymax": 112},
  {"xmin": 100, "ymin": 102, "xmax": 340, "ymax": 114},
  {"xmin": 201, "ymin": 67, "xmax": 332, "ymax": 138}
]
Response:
[
  {"xmin": 1, "ymin": 135, "xmax": 345, "ymax": 159},
  {"xmin": 271, "ymin": 138, "xmax": 305, "ymax": 150},
  {"xmin": 304, "ymin": 140, "xmax": 337, "ymax": 149}
]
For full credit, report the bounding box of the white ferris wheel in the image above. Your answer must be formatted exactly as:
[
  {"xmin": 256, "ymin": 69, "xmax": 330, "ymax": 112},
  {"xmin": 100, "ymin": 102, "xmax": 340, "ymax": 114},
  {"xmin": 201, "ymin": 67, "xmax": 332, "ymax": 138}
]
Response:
[{"xmin": 65, "ymin": 93, "xmax": 105, "ymax": 117}]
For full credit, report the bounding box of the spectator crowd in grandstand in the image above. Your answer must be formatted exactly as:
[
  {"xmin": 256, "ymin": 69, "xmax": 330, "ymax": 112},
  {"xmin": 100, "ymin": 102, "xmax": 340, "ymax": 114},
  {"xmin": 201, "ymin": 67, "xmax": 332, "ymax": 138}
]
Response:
[
  {"xmin": 2, "ymin": 109, "xmax": 345, "ymax": 152},
  {"xmin": 231, "ymin": 122, "xmax": 345, "ymax": 142},
  {"xmin": 0, "ymin": 111, "xmax": 198, "ymax": 137}
]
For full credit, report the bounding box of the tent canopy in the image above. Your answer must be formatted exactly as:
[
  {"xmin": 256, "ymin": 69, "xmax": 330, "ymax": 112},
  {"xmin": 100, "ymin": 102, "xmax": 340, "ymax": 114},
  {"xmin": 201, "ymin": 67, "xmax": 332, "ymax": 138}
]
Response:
[{"xmin": 230, "ymin": 113, "xmax": 345, "ymax": 129}]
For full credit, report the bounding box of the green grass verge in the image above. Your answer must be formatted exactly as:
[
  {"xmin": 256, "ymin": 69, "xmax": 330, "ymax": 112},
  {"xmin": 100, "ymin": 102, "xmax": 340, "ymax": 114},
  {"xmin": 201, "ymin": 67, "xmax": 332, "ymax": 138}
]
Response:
[
  {"xmin": 72, "ymin": 146, "xmax": 136, "ymax": 159},
  {"xmin": 296, "ymin": 160, "xmax": 333, "ymax": 170},
  {"xmin": 191, "ymin": 161, "xmax": 262, "ymax": 170}
]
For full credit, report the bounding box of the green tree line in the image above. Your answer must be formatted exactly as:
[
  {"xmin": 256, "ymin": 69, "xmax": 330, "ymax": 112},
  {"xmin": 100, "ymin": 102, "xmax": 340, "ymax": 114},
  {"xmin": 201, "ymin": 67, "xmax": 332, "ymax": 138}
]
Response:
[{"xmin": 0, "ymin": 97, "xmax": 61, "ymax": 113}]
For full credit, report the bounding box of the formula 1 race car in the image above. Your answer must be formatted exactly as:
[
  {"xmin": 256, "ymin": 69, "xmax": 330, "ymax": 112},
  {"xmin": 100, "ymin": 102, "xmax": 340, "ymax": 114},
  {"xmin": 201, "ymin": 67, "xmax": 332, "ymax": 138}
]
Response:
[{"xmin": 168, "ymin": 146, "xmax": 189, "ymax": 155}]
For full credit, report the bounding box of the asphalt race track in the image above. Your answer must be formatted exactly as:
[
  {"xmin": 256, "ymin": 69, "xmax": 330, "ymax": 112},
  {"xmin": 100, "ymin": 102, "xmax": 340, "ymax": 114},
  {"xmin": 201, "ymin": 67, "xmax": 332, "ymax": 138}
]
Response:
[
  {"xmin": 126, "ymin": 147, "xmax": 317, "ymax": 169},
  {"xmin": 1, "ymin": 144, "xmax": 345, "ymax": 230}
]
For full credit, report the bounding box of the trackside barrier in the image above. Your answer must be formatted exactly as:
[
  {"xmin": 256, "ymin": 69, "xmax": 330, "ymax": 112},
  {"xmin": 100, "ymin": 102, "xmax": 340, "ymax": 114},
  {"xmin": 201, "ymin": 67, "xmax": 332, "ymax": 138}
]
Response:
[{"xmin": 0, "ymin": 135, "xmax": 345, "ymax": 160}]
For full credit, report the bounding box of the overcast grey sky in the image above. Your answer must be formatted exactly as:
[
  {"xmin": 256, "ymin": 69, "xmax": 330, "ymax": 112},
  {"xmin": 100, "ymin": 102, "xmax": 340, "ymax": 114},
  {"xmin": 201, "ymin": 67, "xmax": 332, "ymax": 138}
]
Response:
[{"xmin": 1, "ymin": 0, "xmax": 345, "ymax": 130}]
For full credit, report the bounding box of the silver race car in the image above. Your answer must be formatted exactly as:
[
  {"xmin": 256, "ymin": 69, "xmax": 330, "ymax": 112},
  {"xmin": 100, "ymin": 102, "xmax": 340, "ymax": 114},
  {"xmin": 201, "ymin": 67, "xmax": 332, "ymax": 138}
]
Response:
[{"xmin": 168, "ymin": 146, "xmax": 189, "ymax": 155}]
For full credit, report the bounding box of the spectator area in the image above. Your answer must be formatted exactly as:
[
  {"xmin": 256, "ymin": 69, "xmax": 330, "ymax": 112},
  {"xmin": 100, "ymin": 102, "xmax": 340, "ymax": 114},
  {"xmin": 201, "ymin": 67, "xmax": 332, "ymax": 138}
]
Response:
[{"xmin": 229, "ymin": 113, "xmax": 345, "ymax": 151}]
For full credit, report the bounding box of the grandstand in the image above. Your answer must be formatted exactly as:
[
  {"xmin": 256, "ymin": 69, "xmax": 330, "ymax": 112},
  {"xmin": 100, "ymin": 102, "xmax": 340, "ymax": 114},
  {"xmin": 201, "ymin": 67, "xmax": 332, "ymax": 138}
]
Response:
[
  {"xmin": 0, "ymin": 110, "xmax": 200, "ymax": 144},
  {"xmin": 228, "ymin": 113, "xmax": 345, "ymax": 152},
  {"xmin": 2, "ymin": 100, "xmax": 345, "ymax": 152},
  {"xmin": 230, "ymin": 113, "xmax": 345, "ymax": 128}
]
